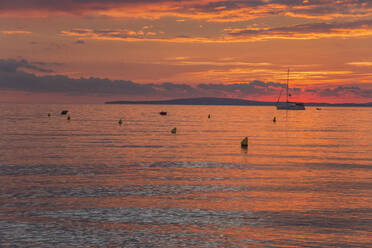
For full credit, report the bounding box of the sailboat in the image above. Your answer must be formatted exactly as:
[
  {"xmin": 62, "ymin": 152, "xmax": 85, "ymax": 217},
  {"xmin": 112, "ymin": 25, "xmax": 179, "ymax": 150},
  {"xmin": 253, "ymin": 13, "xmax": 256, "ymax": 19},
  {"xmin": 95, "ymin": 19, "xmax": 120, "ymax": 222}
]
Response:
[{"xmin": 276, "ymin": 68, "xmax": 305, "ymax": 110}]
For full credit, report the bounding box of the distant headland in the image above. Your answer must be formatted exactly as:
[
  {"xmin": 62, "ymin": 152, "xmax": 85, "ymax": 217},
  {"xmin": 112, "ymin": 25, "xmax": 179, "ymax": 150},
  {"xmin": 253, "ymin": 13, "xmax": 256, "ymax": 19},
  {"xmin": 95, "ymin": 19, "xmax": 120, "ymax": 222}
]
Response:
[{"xmin": 105, "ymin": 97, "xmax": 372, "ymax": 107}]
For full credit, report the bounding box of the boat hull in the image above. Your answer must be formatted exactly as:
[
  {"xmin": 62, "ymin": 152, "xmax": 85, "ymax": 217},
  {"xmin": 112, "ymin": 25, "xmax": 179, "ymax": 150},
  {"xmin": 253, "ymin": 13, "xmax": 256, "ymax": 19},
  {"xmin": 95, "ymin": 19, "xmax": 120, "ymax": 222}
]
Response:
[{"xmin": 277, "ymin": 102, "xmax": 305, "ymax": 110}]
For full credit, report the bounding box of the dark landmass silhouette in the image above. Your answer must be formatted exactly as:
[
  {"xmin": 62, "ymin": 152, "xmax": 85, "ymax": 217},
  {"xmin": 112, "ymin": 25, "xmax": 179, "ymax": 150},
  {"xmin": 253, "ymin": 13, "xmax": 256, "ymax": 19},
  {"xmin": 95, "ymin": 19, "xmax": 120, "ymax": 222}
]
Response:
[{"xmin": 105, "ymin": 97, "xmax": 372, "ymax": 107}]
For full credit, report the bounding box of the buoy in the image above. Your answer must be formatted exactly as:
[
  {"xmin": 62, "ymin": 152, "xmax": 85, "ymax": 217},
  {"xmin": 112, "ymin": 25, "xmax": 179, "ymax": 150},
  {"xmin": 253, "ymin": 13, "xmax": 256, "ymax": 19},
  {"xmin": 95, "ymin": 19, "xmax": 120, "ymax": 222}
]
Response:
[
  {"xmin": 160, "ymin": 111, "xmax": 167, "ymax": 116},
  {"xmin": 241, "ymin": 137, "xmax": 248, "ymax": 147},
  {"xmin": 67, "ymin": 115, "xmax": 71, "ymax": 121},
  {"xmin": 118, "ymin": 119, "xmax": 123, "ymax": 125},
  {"xmin": 208, "ymin": 114, "xmax": 211, "ymax": 119},
  {"xmin": 61, "ymin": 110, "xmax": 68, "ymax": 115},
  {"xmin": 48, "ymin": 113, "xmax": 51, "ymax": 117},
  {"xmin": 273, "ymin": 116, "xmax": 276, "ymax": 123},
  {"xmin": 171, "ymin": 127, "xmax": 177, "ymax": 134}
]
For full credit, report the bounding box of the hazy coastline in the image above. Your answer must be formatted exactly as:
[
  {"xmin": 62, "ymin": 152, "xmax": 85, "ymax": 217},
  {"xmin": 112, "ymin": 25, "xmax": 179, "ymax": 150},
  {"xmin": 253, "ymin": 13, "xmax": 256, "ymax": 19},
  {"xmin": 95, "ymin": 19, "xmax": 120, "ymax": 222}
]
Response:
[{"xmin": 106, "ymin": 97, "xmax": 372, "ymax": 107}]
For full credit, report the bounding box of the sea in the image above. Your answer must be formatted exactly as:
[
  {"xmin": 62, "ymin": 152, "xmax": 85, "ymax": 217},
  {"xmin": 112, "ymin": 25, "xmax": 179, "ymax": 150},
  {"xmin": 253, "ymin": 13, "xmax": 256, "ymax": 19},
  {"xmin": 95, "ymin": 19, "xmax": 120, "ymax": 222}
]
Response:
[{"xmin": 0, "ymin": 103, "xmax": 371, "ymax": 247}]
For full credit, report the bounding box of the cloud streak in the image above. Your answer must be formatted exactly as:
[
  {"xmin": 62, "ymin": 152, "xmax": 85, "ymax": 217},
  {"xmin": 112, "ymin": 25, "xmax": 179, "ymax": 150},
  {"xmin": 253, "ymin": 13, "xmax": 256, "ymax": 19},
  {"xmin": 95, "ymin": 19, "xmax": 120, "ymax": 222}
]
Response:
[
  {"xmin": 60, "ymin": 18, "xmax": 372, "ymax": 43},
  {"xmin": 1, "ymin": 30, "xmax": 32, "ymax": 35},
  {"xmin": 227, "ymin": 19, "xmax": 372, "ymax": 41},
  {"xmin": 60, "ymin": 28, "xmax": 213, "ymax": 43},
  {"xmin": 347, "ymin": 62, "xmax": 372, "ymax": 67}
]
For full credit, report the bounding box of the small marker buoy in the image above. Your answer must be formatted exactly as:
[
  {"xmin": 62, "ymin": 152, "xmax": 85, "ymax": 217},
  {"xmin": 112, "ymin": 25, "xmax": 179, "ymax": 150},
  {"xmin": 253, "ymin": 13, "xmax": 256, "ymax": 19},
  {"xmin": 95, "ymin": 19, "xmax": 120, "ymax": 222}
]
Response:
[
  {"xmin": 61, "ymin": 110, "xmax": 68, "ymax": 115},
  {"xmin": 208, "ymin": 114, "xmax": 211, "ymax": 119},
  {"xmin": 171, "ymin": 127, "xmax": 177, "ymax": 134},
  {"xmin": 48, "ymin": 113, "xmax": 51, "ymax": 117},
  {"xmin": 118, "ymin": 119, "xmax": 123, "ymax": 125},
  {"xmin": 160, "ymin": 111, "xmax": 167, "ymax": 116},
  {"xmin": 67, "ymin": 115, "xmax": 71, "ymax": 121},
  {"xmin": 241, "ymin": 137, "xmax": 248, "ymax": 147},
  {"xmin": 273, "ymin": 116, "xmax": 276, "ymax": 123}
]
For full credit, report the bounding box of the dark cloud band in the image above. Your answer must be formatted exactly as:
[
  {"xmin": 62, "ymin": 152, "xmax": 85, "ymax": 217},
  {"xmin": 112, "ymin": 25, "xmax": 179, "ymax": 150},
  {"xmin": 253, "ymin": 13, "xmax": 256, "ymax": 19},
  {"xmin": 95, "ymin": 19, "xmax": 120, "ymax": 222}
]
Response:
[
  {"xmin": 1, "ymin": 58, "xmax": 371, "ymax": 100},
  {"xmin": 0, "ymin": 58, "xmax": 285, "ymax": 98}
]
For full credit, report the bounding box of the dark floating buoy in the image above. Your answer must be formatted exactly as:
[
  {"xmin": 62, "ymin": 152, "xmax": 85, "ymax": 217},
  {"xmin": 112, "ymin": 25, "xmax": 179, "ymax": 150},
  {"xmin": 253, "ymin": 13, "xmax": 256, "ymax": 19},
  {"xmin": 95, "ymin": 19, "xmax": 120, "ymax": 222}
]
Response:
[
  {"xmin": 118, "ymin": 119, "xmax": 123, "ymax": 125},
  {"xmin": 316, "ymin": 107, "xmax": 321, "ymax": 110},
  {"xmin": 160, "ymin": 111, "xmax": 167, "ymax": 116},
  {"xmin": 48, "ymin": 113, "xmax": 51, "ymax": 117},
  {"xmin": 273, "ymin": 116, "xmax": 276, "ymax": 123},
  {"xmin": 171, "ymin": 127, "xmax": 177, "ymax": 134},
  {"xmin": 241, "ymin": 137, "xmax": 248, "ymax": 147},
  {"xmin": 67, "ymin": 115, "xmax": 71, "ymax": 121},
  {"xmin": 208, "ymin": 114, "xmax": 211, "ymax": 119},
  {"xmin": 61, "ymin": 110, "xmax": 68, "ymax": 115}
]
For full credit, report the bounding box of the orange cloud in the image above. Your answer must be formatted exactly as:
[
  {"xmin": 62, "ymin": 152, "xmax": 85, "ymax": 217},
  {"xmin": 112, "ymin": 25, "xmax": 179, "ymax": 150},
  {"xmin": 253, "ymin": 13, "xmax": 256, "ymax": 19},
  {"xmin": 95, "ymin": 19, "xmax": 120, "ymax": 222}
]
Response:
[
  {"xmin": 226, "ymin": 19, "xmax": 372, "ymax": 41},
  {"xmin": 164, "ymin": 58, "xmax": 272, "ymax": 67},
  {"xmin": 1, "ymin": 30, "xmax": 32, "ymax": 35},
  {"xmin": 347, "ymin": 62, "xmax": 372, "ymax": 67}
]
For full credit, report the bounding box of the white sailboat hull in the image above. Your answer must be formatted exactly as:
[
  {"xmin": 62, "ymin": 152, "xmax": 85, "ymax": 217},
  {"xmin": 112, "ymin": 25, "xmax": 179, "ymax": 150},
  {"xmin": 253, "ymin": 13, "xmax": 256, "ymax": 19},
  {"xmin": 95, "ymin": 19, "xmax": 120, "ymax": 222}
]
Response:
[{"xmin": 277, "ymin": 102, "xmax": 305, "ymax": 110}]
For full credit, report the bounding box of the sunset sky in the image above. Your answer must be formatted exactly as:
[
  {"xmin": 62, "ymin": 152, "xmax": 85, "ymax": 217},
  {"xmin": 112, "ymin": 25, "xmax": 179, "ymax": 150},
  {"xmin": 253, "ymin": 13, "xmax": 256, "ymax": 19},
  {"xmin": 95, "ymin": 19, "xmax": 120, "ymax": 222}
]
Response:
[{"xmin": 1, "ymin": 0, "xmax": 372, "ymax": 103}]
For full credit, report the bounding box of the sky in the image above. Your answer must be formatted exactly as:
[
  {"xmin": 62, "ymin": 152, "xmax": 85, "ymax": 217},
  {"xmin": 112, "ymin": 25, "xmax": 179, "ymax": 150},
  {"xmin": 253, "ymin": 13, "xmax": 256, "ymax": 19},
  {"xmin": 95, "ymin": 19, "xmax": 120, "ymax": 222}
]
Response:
[{"xmin": 1, "ymin": 0, "xmax": 372, "ymax": 103}]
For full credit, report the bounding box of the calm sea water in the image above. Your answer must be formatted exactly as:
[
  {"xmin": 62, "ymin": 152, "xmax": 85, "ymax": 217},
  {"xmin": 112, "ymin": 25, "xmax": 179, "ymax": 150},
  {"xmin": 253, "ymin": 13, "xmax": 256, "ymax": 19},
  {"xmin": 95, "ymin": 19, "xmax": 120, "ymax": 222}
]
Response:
[{"xmin": 1, "ymin": 103, "xmax": 372, "ymax": 247}]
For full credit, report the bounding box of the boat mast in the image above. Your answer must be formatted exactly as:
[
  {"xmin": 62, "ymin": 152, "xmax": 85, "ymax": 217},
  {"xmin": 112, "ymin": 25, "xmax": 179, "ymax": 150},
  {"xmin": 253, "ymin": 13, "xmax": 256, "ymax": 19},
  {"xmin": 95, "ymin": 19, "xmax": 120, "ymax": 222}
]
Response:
[{"xmin": 286, "ymin": 68, "xmax": 289, "ymax": 103}]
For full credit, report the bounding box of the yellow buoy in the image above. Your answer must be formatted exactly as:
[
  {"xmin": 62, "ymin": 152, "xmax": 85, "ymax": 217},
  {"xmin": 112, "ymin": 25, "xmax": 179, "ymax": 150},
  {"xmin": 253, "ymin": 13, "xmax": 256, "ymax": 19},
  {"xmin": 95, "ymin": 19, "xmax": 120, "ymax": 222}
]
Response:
[
  {"xmin": 171, "ymin": 127, "xmax": 177, "ymax": 134},
  {"xmin": 241, "ymin": 137, "xmax": 248, "ymax": 147}
]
